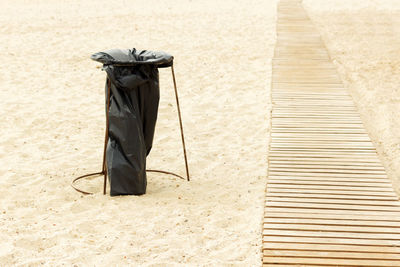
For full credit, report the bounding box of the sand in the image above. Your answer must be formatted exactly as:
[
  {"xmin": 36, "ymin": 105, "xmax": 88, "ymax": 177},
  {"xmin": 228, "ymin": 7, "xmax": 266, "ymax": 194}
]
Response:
[
  {"xmin": 303, "ymin": 0, "xmax": 400, "ymax": 194},
  {"xmin": 0, "ymin": 0, "xmax": 276, "ymax": 265}
]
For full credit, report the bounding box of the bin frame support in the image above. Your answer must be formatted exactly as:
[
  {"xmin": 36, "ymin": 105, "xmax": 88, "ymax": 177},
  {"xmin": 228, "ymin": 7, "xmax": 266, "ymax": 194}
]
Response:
[{"xmin": 72, "ymin": 64, "xmax": 190, "ymax": 195}]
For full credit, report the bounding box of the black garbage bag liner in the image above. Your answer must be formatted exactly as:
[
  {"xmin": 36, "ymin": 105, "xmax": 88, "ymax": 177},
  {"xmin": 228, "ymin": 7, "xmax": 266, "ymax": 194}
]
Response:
[{"xmin": 91, "ymin": 48, "xmax": 173, "ymax": 196}]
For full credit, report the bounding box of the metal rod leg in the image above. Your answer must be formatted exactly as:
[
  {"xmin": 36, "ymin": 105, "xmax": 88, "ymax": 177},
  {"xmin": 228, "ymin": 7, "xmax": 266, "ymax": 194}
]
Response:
[{"xmin": 171, "ymin": 65, "xmax": 190, "ymax": 181}]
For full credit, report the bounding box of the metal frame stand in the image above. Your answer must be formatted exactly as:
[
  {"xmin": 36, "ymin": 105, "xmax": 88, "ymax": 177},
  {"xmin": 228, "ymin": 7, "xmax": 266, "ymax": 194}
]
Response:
[{"xmin": 72, "ymin": 64, "xmax": 190, "ymax": 195}]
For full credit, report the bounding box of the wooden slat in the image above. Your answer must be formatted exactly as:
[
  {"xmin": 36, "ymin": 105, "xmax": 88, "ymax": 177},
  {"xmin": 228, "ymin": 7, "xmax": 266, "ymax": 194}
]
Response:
[
  {"xmin": 267, "ymin": 180, "xmax": 391, "ymax": 188},
  {"xmin": 265, "ymin": 198, "xmax": 400, "ymax": 207},
  {"xmin": 263, "ymin": 229, "xmax": 400, "ymax": 240},
  {"xmin": 269, "ymin": 160, "xmax": 382, "ymax": 167},
  {"xmin": 267, "ymin": 178, "xmax": 389, "ymax": 185},
  {"xmin": 263, "ymin": 264, "xmax": 334, "ymax": 267},
  {"xmin": 269, "ymin": 168, "xmax": 385, "ymax": 175},
  {"xmin": 265, "ymin": 207, "xmax": 400, "ymax": 216},
  {"xmin": 263, "ymin": 243, "xmax": 400, "ymax": 254},
  {"xmin": 264, "ymin": 218, "xmax": 400, "ymax": 227},
  {"xmin": 263, "ymin": 250, "xmax": 400, "ymax": 260},
  {"xmin": 269, "ymin": 161, "xmax": 383, "ymax": 167},
  {"xmin": 265, "ymin": 201, "xmax": 400, "ymax": 212},
  {"xmin": 268, "ymin": 176, "xmax": 391, "ymax": 184},
  {"xmin": 271, "ymin": 135, "xmax": 371, "ymax": 140},
  {"xmin": 263, "ymin": 224, "xmax": 400, "ymax": 234},
  {"xmin": 267, "ymin": 184, "xmax": 392, "ymax": 191},
  {"xmin": 270, "ymin": 140, "xmax": 373, "ymax": 144},
  {"xmin": 263, "ymin": 256, "xmax": 400, "ymax": 267},
  {"xmin": 267, "ymin": 188, "xmax": 397, "ymax": 197},
  {"xmin": 268, "ymin": 172, "xmax": 387, "ymax": 178},
  {"xmin": 268, "ymin": 151, "xmax": 380, "ymax": 157},
  {"xmin": 264, "ymin": 211, "xmax": 400, "ymax": 221},
  {"xmin": 266, "ymin": 192, "xmax": 399, "ymax": 201},
  {"xmin": 263, "ymin": 235, "xmax": 400, "ymax": 247}
]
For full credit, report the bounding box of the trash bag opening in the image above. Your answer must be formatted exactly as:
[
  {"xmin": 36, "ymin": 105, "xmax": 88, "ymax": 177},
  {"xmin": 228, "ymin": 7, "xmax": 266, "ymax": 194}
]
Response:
[{"xmin": 91, "ymin": 48, "xmax": 173, "ymax": 68}]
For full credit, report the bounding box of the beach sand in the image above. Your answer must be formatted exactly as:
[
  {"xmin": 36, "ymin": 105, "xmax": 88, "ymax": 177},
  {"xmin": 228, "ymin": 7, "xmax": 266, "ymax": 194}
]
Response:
[
  {"xmin": 303, "ymin": 0, "xmax": 400, "ymax": 193},
  {"xmin": 0, "ymin": 0, "xmax": 276, "ymax": 265}
]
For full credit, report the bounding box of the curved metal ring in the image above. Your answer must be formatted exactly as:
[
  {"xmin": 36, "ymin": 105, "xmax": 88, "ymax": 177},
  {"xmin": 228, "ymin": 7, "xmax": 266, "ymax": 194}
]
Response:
[
  {"xmin": 71, "ymin": 172, "xmax": 104, "ymax": 195},
  {"xmin": 71, "ymin": 169, "xmax": 186, "ymax": 195}
]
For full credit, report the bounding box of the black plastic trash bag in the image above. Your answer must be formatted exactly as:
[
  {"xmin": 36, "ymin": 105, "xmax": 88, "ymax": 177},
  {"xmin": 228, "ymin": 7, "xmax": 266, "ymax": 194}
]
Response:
[{"xmin": 91, "ymin": 48, "xmax": 173, "ymax": 196}]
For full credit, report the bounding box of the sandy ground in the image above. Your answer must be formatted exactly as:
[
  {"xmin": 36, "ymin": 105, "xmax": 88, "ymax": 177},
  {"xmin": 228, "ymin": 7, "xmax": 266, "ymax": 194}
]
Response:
[
  {"xmin": 0, "ymin": 0, "xmax": 276, "ymax": 265},
  {"xmin": 303, "ymin": 0, "xmax": 400, "ymax": 194}
]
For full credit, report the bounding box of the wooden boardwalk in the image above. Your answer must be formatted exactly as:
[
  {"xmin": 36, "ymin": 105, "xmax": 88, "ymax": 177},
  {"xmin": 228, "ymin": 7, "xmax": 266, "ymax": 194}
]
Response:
[{"xmin": 263, "ymin": 0, "xmax": 400, "ymax": 266}]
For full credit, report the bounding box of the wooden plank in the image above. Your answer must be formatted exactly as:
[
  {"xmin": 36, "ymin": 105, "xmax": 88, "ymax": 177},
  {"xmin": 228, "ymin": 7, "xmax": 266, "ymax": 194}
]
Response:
[
  {"xmin": 271, "ymin": 133, "xmax": 369, "ymax": 138},
  {"xmin": 272, "ymin": 92, "xmax": 348, "ymax": 96},
  {"xmin": 264, "ymin": 207, "xmax": 400, "ymax": 216},
  {"xmin": 273, "ymin": 108, "xmax": 358, "ymax": 112},
  {"xmin": 271, "ymin": 133, "xmax": 368, "ymax": 137},
  {"xmin": 269, "ymin": 149, "xmax": 377, "ymax": 154},
  {"xmin": 262, "ymin": 256, "xmax": 400, "ymax": 266},
  {"xmin": 263, "ymin": 234, "xmax": 400, "ymax": 247},
  {"xmin": 270, "ymin": 139, "xmax": 372, "ymax": 143},
  {"xmin": 271, "ymin": 130, "xmax": 368, "ymax": 134},
  {"xmin": 267, "ymin": 177, "xmax": 388, "ymax": 184},
  {"xmin": 262, "ymin": 224, "xmax": 400, "ymax": 234},
  {"xmin": 272, "ymin": 112, "xmax": 359, "ymax": 116},
  {"xmin": 271, "ymin": 116, "xmax": 361, "ymax": 119},
  {"xmin": 266, "ymin": 188, "xmax": 397, "ymax": 197},
  {"xmin": 272, "ymin": 120, "xmax": 364, "ymax": 124},
  {"xmin": 270, "ymin": 140, "xmax": 373, "ymax": 144},
  {"xmin": 268, "ymin": 168, "xmax": 385, "ymax": 175},
  {"xmin": 264, "ymin": 201, "xmax": 400, "ymax": 212},
  {"xmin": 267, "ymin": 184, "xmax": 393, "ymax": 191},
  {"xmin": 269, "ymin": 166, "xmax": 385, "ymax": 173},
  {"xmin": 269, "ymin": 165, "xmax": 384, "ymax": 171},
  {"xmin": 273, "ymin": 99, "xmax": 354, "ymax": 103},
  {"xmin": 268, "ymin": 155, "xmax": 381, "ymax": 161},
  {"xmin": 264, "ymin": 218, "xmax": 400, "ymax": 227},
  {"xmin": 272, "ymin": 96, "xmax": 352, "ymax": 100},
  {"xmin": 266, "ymin": 192, "xmax": 399, "ymax": 201},
  {"xmin": 273, "ymin": 77, "xmax": 342, "ymax": 83},
  {"xmin": 269, "ymin": 159, "xmax": 382, "ymax": 166},
  {"xmin": 270, "ymin": 142, "xmax": 376, "ymax": 148},
  {"xmin": 268, "ymin": 172, "xmax": 387, "ymax": 178},
  {"xmin": 267, "ymin": 177, "xmax": 388, "ymax": 183},
  {"xmin": 270, "ymin": 144, "xmax": 375, "ymax": 150},
  {"xmin": 263, "ymin": 229, "xmax": 400, "ymax": 240},
  {"xmin": 264, "ymin": 211, "xmax": 400, "ymax": 221},
  {"xmin": 273, "ymin": 94, "xmax": 350, "ymax": 98},
  {"xmin": 272, "ymin": 104, "xmax": 358, "ymax": 108},
  {"xmin": 267, "ymin": 180, "xmax": 391, "ymax": 188},
  {"xmin": 269, "ymin": 166, "xmax": 386, "ymax": 173},
  {"xmin": 262, "ymin": 242, "xmax": 400, "ymax": 255},
  {"xmin": 271, "ymin": 153, "xmax": 377, "ymax": 160},
  {"xmin": 272, "ymin": 89, "xmax": 346, "ymax": 93},
  {"xmin": 263, "ymin": 249, "xmax": 400, "ymax": 260},
  {"xmin": 265, "ymin": 197, "xmax": 400, "ymax": 206},
  {"xmin": 272, "ymin": 123, "xmax": 365, "ymax": 127},
  {"xmin": 273, "ymin": 89, "xmax": 346, "ymax": 93},
  {"xmin": 268, "ymin": 158, "xmax": 381, "ymax": 164},
  {"xmin": 274, "ymin": 50, "xmax": 328, "ymax": 53},
  {"xmin": 268, "ymin": 157, "xmax": 380, "ymax": 162},
  {"xmin": 263, "ymin": 264, "xmax": 334, "ymax": 267},
  {"xmin": 271, "ymin": 139, "xmax": 373, "ymax": 143},
  {"xmin": 270, "ymin": 140, "xmax": 373, "ymax": 145},
  {"xmin": 272, "ymin": 62, "xmax": 339, "ymax": 67},
  {"xmin": 271, "ymin": 129, "xmax": 368, "ymax": 134}
]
